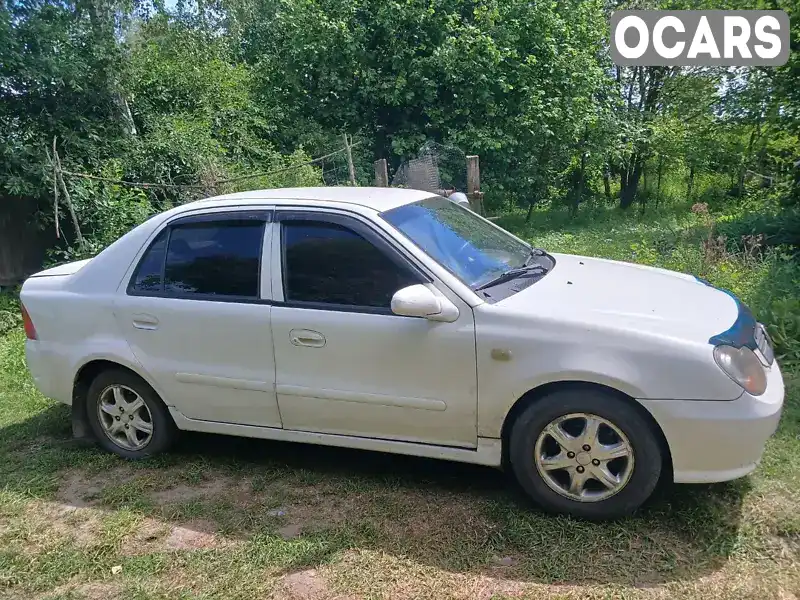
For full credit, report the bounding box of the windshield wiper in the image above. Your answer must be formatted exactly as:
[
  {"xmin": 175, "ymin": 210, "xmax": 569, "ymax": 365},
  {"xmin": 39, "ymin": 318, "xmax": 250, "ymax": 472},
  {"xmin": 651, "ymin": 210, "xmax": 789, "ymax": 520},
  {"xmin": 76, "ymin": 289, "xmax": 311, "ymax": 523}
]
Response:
[
  {"xmin": 522, "ymin": 247, "xmax": 547, "ymax": 267},
  {"xmin": 475, "ymin": 265, "xmax": 547, "ymax": 291}
]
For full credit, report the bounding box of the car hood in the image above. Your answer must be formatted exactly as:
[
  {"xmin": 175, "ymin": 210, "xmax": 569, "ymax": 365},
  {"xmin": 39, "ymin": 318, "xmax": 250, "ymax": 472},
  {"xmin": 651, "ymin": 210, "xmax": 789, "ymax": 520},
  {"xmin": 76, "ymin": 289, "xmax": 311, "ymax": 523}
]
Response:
[{"xmin": 494, "ymin": 253, "xmax": 740, "ymax": 345}]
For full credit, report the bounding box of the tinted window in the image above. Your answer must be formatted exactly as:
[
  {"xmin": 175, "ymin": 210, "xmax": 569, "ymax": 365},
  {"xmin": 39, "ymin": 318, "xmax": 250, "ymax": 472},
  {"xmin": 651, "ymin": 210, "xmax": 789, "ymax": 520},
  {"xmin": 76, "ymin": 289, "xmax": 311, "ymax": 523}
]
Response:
[
  {"xmin": 131, "ymin": 229, "xmax": 168, "ymax": 292},
  {"xmin": 163, "ymin": 221, "xmax": 264, "ymax": 298},
  {"xmin": 283, "ymin": 221, "xmax": 418, "ymax": 308}
]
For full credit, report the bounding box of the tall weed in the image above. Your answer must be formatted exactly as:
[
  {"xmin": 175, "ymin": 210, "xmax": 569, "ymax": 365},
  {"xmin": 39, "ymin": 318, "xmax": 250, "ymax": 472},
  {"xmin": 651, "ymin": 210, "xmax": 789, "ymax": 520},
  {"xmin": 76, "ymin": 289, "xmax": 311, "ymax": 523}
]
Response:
[{"xmin": 0, "ymin": 291, "xmax": 21, "ymax": 337}]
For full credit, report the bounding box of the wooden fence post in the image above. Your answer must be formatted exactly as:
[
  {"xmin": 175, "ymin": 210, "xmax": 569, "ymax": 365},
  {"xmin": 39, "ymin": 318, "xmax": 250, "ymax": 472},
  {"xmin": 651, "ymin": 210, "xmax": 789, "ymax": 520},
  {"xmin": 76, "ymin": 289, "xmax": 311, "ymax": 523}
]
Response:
[
  {"xmin": 466, "ymin": 155, "xmax": 485, "ymax": 215},
  {"xmin": 374, "ymin": 159, "xmax": 389, "ymax": 187},
  {"xmin": 49, "ymin": 141, "xmax": 60, "ymax": 239},
  {"xmin": 344, "ymin": 133, "xmax": 357, "ymax": 186},
  {"xmin": 53, "ymin": 137, "xmax": 84, "ymax": 246}
]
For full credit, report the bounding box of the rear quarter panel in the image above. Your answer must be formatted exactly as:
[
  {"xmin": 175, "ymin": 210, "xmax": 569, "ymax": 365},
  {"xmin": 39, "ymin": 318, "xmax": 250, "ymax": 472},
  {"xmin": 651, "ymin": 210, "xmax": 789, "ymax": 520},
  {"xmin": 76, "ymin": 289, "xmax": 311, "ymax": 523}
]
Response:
[{"xmin": 21, "ymin": 283, "xmax": 146, "ymax": 404}]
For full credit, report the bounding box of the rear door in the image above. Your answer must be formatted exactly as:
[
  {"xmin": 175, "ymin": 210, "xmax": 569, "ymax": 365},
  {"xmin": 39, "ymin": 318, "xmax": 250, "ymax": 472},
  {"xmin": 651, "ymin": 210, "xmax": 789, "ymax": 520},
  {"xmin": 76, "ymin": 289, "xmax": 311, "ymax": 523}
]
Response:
[{"xmin": 114, "ymin": 210, "xmax": 282, "ymax": 427}]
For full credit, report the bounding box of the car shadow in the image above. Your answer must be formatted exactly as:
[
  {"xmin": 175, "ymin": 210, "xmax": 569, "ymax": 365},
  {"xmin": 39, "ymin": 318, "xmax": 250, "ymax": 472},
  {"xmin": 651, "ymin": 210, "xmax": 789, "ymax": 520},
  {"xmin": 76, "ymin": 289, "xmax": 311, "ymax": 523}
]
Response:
[{"xmin": 0, "ymin": 403, "xmax": 752, "ymax": 587}]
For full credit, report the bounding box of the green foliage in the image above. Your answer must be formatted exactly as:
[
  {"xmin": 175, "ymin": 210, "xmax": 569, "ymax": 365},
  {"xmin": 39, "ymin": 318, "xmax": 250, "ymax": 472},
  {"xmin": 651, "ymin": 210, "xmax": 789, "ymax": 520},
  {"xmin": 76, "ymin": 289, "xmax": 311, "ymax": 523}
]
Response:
[
  {"xmin": 227, "ymin": 0, "xmax": 611, "ymax": 204},
  {"xmin": 761, "ymin": 298, "xmax": 800, "ymax": 368},
  {"xmin": 0, "ymin": 0, "xmax": 127, "ymax": 202},
  {"xmin": 48, "ymin": 161, "xmax": 157, "ymax": 263},
  {"xmin": 0, "ymin": 291, "xmax": 21, "ymax": 338},
  {"xmin": 122, "ymin": 16, "xmax": 279, "ymax": 193},
  {"xmin": 716, "ymin": 206, "xmax": 800, "ymax": 251},
  {"xmin": 222, "ymin": 149, "xmax": 325, "ymax": 192},
  {"xmin": 4, "ymin": 0, "xmax": 800, "ymax": 235}
]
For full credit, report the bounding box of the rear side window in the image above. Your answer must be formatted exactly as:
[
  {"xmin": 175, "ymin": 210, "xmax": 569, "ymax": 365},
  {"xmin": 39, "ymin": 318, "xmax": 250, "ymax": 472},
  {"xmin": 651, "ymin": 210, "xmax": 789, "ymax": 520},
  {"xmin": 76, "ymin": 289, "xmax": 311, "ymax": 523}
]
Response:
[
  {"xmin": 129, "ymin": 219, "xmax": 265, "ymax": 299},
  {"xmin": 131, "ymin": 229, "xmax": 168, "ymax": 292}
]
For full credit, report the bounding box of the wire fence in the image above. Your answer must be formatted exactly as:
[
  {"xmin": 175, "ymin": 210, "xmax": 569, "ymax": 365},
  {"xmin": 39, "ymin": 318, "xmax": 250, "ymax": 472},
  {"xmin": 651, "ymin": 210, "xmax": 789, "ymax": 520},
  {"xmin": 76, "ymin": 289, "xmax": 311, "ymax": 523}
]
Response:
[
  {"xmin": 57, "ymin": 142, "xmax": 359, "ymax": 193},
  {"xmin": 48, "ymin": 135, "xmax": 484, "ymax": 247},
  {"xmin": 391, "ymin": 141, "xmax": 468, "ymax": 193},
  {"xmin": 49, "ymin": 136, "xmax": 360, "ymax": 244}
]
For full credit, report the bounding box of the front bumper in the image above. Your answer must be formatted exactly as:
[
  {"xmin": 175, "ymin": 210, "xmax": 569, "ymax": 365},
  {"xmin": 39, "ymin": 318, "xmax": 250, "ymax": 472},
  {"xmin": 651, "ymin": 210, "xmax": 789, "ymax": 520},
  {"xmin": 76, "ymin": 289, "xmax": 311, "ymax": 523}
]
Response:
[{"xmin": 638, "ymin": 361, "xmax": 784, "ymax": 484}]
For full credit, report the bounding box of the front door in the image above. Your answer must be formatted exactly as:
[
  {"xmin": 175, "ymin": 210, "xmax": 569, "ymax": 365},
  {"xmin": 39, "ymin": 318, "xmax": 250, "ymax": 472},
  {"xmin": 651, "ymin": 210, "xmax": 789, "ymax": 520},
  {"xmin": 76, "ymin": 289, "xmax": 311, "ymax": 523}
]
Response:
[
  {"xmin": 270, "ymin": 210, "xmax": 478, "ymax": 447},
  {"xmin": 114, "ymin": 211, "xmax": 282, "ymax": 428}
]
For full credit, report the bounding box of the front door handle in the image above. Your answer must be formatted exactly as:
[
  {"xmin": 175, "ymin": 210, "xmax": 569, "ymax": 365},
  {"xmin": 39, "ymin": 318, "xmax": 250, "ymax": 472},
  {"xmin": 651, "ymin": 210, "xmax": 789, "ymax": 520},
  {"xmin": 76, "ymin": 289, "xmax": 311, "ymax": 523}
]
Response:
[
  {"xmin": 289, "ymin": 329, "xmax": 326, "ymax": 348},
  {"xmin": 132, "ymin": 314, "xmax": 159, "ymax": 331}
]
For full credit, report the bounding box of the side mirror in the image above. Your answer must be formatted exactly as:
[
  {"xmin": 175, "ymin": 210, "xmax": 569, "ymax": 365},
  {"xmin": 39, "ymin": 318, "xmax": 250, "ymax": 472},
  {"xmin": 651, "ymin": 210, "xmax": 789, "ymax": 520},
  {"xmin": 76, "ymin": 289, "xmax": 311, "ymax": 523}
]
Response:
[{"xmin": 390, "ymin": 284, "xmax": 459, "ymax": 322}]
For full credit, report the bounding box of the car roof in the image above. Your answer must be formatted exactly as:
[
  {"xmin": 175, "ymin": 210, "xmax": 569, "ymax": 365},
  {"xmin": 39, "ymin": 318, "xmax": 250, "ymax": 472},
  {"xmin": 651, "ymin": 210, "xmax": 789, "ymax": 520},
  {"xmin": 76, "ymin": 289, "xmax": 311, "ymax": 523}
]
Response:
[{"xmin": 190, "ymin": 187, "xmax": 437, "ymax": 212}]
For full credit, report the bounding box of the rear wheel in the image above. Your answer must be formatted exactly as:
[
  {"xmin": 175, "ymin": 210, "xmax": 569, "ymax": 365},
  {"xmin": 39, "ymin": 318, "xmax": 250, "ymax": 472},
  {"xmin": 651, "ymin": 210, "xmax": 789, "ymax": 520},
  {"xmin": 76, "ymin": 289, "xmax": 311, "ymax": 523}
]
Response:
[
  {"xmin": 86, "ymin": 369, "xmax": 176, "ymax": 459},
  {"xmin": 509, "ymin": 388, "xmax": 662, "ymax": 520}
]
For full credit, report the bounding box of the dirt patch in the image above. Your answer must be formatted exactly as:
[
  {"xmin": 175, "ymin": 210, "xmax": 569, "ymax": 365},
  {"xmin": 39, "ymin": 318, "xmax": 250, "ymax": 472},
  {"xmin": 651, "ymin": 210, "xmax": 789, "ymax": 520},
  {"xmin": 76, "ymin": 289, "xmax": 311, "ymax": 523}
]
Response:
[
  {"xmin": 281, "ymin": 569, "xmax": 348, "ymax": 600},
  {"xmin": 56, "ymin": 470, "xmax": 106, "ymax": 509},
  {"xmin": 277, "ymin": 523, "xmax": 303, "ymax": 540},
  {"xmin": 459, "ymin": 574, "xmax": 527, "ymax": 600},
  {"xmin": 491, "ymin": 555, "xmax": 518, "ymax": 567},
  {"xmin": 150, "ymin": 476, "xmax": 246, "ymax": 504},
  {"xmin": 262, "ymin": 483, "xmax": 364, "ymax": 537},
  {"xmin": 72, "ymin": 581, "xmax": 123, "ymax": 600},
  {"xmin": 373, "ymin": 489, "xmax": 496, "ymax": 561},
  {"xmin": 230, "ymin": 478, "xmax": 258, "ymax": 507},
  {"xmin": 57, "ymin": 467, "xmax": 257, "ymax": 511},
  {"xmin": 23, "ymin": 501, "xmax": 230, "ymax": 555},
  {"xmin": 165, "ymin": 519, "xmax": 224, "ymax": 550},
  {"xmin": 54, "ymin": 507, "xmax": 104, "ymax": 547}
]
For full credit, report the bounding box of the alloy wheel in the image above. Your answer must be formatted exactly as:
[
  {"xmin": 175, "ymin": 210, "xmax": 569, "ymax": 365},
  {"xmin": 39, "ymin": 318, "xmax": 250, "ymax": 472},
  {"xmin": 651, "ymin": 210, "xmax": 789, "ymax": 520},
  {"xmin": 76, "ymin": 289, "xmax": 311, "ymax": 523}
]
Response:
[
  {"xmin": 97, "ymin": 384, "xmax": 154, "ymax": 451},
  {"xmin": 534, "ymin": 412, "xmax": 634, "ymax": 502}
]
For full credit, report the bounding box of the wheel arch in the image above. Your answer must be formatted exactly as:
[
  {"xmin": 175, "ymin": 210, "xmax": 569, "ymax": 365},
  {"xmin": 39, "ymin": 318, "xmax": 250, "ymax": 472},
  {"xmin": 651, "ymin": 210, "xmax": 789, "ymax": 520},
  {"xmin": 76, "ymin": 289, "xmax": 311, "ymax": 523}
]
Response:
[
  {"xmin": 499, "ymin": 380, "xmax": 673, "ymax": 478},
  {"xmin": 71, "ymin": 358, "xmax": 167, "ymax": 442}
]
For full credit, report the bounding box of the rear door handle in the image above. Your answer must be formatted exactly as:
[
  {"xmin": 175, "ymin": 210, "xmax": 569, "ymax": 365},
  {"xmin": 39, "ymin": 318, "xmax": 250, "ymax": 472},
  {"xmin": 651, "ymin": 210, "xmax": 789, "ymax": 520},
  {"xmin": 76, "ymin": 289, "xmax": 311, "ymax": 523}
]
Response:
[
  {"xmin": 132, "ymin": 314, "xmax": 159, "ymax": 331},
  {"xmin": 289, "ymin": 329, "xmax": 326, "ymax": 348}
]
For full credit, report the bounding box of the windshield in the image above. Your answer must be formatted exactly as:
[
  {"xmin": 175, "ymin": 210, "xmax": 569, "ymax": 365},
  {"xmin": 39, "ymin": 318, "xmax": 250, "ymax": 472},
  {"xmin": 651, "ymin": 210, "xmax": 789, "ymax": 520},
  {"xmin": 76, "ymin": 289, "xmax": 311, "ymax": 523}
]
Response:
[{"xmin": 382, "ymin": 196, "xmax": 532, "ymax": 289}]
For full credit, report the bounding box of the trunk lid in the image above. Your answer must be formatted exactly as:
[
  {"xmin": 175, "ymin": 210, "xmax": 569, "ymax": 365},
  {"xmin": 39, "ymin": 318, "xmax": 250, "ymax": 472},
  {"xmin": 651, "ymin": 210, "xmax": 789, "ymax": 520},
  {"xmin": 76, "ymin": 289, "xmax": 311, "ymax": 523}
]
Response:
[{"xmin": 28, "ymin": 258, "xmax": 92, "ymax": 278}]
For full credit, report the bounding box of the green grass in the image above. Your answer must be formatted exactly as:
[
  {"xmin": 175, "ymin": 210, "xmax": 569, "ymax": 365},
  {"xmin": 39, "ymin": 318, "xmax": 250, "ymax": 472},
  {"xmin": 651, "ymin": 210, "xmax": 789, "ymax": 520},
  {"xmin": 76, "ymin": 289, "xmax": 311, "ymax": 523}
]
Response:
[{"xmin": 0, "ymin": 203, "xmax": 798, "ymax": 599}]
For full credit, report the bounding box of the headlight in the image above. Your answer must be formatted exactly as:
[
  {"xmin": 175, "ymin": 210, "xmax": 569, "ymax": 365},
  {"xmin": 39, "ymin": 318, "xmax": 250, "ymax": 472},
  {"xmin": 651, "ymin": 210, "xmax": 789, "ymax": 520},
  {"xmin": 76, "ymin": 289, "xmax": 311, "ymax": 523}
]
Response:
[{"xmin": 713, "ymin": 345, "xmax": 767, "ymax": 396}]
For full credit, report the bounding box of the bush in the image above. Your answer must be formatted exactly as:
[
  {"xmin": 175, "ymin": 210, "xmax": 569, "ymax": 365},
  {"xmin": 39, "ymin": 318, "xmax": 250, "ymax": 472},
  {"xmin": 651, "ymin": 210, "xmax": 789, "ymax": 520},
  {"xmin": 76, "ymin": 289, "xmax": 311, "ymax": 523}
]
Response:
[
  {"xmin": 716, "ymin": 209, "xmax": 800, "ymax": 251},
  {"xmin": 47, "ymin": 161, "xmax": 157, "ymax": 263},
  {"xmin": 0, "ymin": 291, "xmax": 21, "ymax": 337},
  {"xmin": 760, "ymin": 297, "xmax": 800, "ymax": 368}
]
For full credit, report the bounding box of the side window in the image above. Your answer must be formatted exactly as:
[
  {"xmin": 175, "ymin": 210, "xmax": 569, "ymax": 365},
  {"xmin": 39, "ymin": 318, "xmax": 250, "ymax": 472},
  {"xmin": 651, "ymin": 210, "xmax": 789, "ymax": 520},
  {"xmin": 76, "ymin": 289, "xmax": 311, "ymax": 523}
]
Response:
[
  {"xmin": 282, "ymin": 220, "xmax": 420, "ymax": 309},
  {"xmin": 129, "ymin": 219, "xmax": 265, "ymax": 299},
  {"xmin": 164, "ymin": 221, "xmax": 264, "ymax": 298},
  {"xmin": 131, "ymin": 229, "xmax": 168, "ymax": 292}
]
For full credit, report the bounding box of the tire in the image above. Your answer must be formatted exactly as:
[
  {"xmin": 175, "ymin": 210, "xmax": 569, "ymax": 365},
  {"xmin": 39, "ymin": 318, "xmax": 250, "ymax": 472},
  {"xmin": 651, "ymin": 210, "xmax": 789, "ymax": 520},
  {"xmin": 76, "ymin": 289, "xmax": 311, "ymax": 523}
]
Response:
[
  {"xmin": 509, "ymin": 388, "xmax": 662, "ymax": 520},
  {"xmin": 86, "ymin": 368, "xmax": 177, "ymax": 459}
]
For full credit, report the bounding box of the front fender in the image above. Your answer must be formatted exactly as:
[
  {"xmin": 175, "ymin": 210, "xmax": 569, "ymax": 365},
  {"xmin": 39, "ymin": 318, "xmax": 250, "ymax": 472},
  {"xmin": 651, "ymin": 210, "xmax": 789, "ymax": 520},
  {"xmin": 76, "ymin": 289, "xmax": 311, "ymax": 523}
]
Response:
[
  {"xmin": 477, "ymin": 351, "xmax": 649, "ymax": 439},
  {"xmin": 510, "ymin": 369, "xmax": 647, "ymax": 405},
  {"xmin": 474, "ymin": 321, "xmax": 743, "ymax": 439}
]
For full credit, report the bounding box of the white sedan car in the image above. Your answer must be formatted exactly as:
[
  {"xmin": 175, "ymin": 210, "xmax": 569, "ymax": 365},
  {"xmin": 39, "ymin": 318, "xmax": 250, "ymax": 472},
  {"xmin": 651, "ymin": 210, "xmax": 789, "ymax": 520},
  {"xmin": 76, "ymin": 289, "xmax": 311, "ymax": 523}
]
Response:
[{"xmin": 20, "ymin": 188, "xmax": 784, "ymax": 519}]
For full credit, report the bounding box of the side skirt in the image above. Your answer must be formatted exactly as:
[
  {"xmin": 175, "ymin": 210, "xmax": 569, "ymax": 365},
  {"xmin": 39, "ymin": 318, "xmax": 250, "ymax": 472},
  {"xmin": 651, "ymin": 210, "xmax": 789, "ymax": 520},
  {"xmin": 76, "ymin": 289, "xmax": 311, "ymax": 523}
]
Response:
[{"xmin": 169, "ymin": 408, "xmax": 502, "ymax": 467}]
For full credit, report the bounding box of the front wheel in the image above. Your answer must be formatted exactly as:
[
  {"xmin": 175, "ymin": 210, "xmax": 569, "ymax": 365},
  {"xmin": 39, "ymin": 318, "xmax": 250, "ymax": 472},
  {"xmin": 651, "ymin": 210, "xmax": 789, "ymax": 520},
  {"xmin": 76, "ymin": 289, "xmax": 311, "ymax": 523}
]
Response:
[
  {"xmin": 509, "ymin": 389, "xmax": 662, "ymax": 520},
  {"xmin": 86, "ymin": 369, "xmax": 177, "ymax": 459}
]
